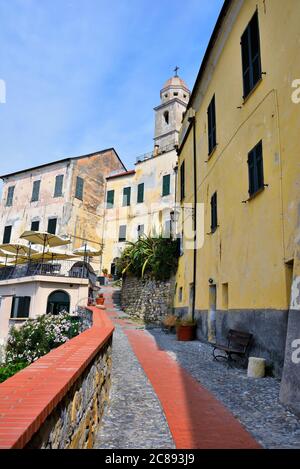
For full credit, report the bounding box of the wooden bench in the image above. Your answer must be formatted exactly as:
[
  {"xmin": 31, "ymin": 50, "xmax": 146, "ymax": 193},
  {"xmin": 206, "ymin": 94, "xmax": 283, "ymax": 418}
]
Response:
[{"xmin": 212, "ymin": 329, "xmax": 253, "ymax": 366}]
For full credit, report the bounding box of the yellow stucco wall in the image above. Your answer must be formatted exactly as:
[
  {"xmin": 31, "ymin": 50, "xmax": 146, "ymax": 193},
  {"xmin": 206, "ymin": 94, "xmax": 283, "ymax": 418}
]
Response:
[{"xmin": 175, "ymin": 0, "xmax": 300, "ymax": 312}]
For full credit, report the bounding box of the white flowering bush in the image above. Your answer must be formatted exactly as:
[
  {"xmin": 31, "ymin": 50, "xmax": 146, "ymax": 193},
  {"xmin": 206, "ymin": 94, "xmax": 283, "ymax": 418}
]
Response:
[{"xmin": 6, "ymin": 313, "xmax": 81, "ymax": 364}]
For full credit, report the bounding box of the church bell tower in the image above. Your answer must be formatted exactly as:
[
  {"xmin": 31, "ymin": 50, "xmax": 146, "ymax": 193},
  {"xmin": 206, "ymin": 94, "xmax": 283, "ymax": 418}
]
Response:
[{"xmin": 153, "ymin": 68, "xmax": 191, "ymax": 153}]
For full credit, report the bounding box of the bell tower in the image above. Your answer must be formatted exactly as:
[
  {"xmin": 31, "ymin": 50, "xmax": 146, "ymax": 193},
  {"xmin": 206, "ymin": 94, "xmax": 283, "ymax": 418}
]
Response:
[{"xmin": 153, "ymin": 68, "xmax": 190, "ymax": 153}]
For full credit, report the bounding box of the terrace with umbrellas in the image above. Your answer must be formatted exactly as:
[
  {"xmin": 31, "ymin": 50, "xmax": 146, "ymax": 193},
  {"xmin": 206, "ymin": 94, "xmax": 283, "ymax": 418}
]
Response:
[{"xmin": 0, "ymin": 231, "xmax": 102, "ymax": 344}]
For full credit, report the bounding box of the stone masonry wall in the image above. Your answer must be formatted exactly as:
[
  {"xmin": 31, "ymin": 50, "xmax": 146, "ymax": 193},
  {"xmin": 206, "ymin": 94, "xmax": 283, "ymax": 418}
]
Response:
[
  {"xmin": 26, "ymin": 337, "xmax": 112, "ymax": 449},
  {"xmin": 121, "ymin": 275, "xmax": 175, "ymax": 323}
]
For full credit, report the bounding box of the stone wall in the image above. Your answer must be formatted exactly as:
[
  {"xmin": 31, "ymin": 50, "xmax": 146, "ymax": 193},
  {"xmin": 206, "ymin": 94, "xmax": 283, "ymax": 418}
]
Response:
[
  {"xmin": 26, "ymin": 338, "xmax": 112, "ymax": 449},
  {"xmin": 121, "ymin": 275, "xmax": 175, "ymax": 323}
]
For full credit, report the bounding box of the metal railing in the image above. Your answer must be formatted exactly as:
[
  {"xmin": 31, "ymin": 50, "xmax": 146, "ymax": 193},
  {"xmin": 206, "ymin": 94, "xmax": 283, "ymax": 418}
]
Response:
[{"xmin": 0, "ymin": 260, "xmax": 97, "ymax": 283}]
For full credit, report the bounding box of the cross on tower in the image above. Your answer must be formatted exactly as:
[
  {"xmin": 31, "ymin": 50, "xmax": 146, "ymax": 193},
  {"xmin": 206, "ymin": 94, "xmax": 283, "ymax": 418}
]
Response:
[{"xmin": 174, "ymin": 66, "xmax": 179, "ymax": 77}]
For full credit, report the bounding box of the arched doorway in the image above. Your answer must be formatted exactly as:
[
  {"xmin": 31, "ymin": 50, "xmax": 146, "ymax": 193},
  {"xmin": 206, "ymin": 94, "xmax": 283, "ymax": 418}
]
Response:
[{"xmin": 47, "ymin": 290, "xmax": 70, "ymax": 315}]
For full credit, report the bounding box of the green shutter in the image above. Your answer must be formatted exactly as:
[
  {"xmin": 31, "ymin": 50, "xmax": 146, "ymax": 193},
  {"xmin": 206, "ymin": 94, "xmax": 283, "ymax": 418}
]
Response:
[
  {"xmin": 106, "ymin": 190, "xmax": 115, "ymax": 208},
  {"xmin": 162, "ymin": 174, "xmax": 170, "ymax": 196},
  {"xmin": 75, "ymin": 177, "xmax": 84, "ymax": 200},
  {"xmin": 6, "ymin": 186, "xmax": 15, "ymax": 206},
  {"xmin": 123, "ymin": 187, "xmax": 131, "ymax": 206},
  {"xmin": 31, "ymin": 180, "xmax": 41, "ymax": 202},
  {"xmin": 137, "ymin": 183, "xmax": 144, "ymax": 203},
  {"xmin": 54, "ymin": 175, "xmax": 64, "ymax": 197}
]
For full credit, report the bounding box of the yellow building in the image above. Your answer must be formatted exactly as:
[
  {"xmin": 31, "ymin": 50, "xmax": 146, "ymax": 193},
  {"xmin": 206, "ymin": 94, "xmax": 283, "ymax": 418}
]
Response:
[
  {"xmin": 101, "ymin": 75, "xmax": 190, "ymax": 274},
  {"xmin": 174, "ymin": 0, "xmax": 300, "ymax": 389}
]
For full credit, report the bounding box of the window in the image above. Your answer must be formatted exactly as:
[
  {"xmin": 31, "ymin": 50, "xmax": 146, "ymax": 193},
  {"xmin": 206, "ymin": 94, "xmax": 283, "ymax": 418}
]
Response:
[
  {"xmin": 137, "ymin": 183, "xmax": 144, "ymax": 203},
  {"xmin": 207, "ymin": 95, "xmax": 217, "ymax": 155},
  {"xmin": 6, "ymin": 186, "xmax": 15, "ymax": 207},
  {"xmin": 47, "ymin": 218, "xmax": 57, "ymax": 234},
  {"xmin": 123, "ymin": 187, "xmax": 131, "ymax": 206},
  {"xmin": 31, "ymin": 220, "xmax": 40, "ymax": 232},
  {"xmin": 180, "ymin": 161, "xmax": 185, "ymax": 201},
  {"xmin": 11, "ymin": 296, "xmax": 31, "ymax": 318},
  {"xmin": 210, "ymin": 192, "xmax": 218, "ymax": 233},
  {"xmin": 241, "ymin": 11, "xmax": 262, "ymax": 99},
  {"xmin": 137, "ymin": 224, "xmax": 144, "ymax": 237},
  {"xmin": 75, "ymin": 176, "xmax": 84, "ymax": 200},
  {"xmin": 222, "ymin": 283, "xmax": 229, "ymax": 310},
  {"xmin": 118, "ymin": 225, "xmax": 127, "ymax": 242},
  {"xmin": 3, "ymin": 225, "xmax": 12, "ymax": 244},
  {"xmin": 106, "ymin": 190, "xmax": 115, "ymax": 208},
  {"xmin": 31, "ymin": 180, "xmax": 41, "ymax": 202},
  {"xmin": 178, "ymin": 287, "xmax": 183, "ymax": 302},
  {"xmin": 162, "ymin": 174, "xmax": 170, "ymax": 197},
  {"xmin": 173, "ymin": 92, "xmax": 178, "ymax": 96},
  {"xmin": 164, "ymin": 220, "xmax": 172, "ymax": 238},
  {"xmin": 248, "ymin": 140, "xmax": 264, "ymax": 196},
  {"xmin": 54, "ymin": 174, "xmax": 64, "ymax": 197},
  {"xmin": 163, "ymin": 111, "xmax": 169, "ymax": 124}
]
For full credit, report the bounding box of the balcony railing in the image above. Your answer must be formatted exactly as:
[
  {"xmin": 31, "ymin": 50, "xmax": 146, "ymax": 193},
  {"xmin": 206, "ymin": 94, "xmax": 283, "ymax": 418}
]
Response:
[{"xmin": 0, "ymin": 260, "xmax": 97, "ymax": 284}]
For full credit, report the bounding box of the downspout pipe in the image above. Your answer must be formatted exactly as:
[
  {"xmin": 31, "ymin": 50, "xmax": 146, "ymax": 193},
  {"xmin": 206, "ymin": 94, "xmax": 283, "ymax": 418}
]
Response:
[{"xmin": 188, "ymin": 116, "xmax": 197, "ymax": 321}]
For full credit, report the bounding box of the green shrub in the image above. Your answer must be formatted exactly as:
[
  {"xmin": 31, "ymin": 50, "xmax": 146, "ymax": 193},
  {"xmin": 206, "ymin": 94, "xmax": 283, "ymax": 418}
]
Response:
[
  {"xmin": 6, "ymin": 313, "xmax": 81, "ymax": 365},
  {"xmin": 0, "ymin": 362, "xmax": 28, "ymax": 383},
  {"xmin": 116, "ymin": 235, "xmax": 179, "ymax": 281}
]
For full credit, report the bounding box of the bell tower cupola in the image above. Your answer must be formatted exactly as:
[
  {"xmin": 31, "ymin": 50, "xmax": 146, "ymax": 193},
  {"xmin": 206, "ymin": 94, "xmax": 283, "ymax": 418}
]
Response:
[{"xmin": 153, "ymin": 67, "xmax": 190, "ymax": 152}]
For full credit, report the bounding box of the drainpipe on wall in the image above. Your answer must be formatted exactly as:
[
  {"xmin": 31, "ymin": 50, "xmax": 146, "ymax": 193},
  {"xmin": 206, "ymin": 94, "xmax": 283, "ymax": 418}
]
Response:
[{"xmin": 188, "ymin": 115, "xmax": 197, "ymax": 322}]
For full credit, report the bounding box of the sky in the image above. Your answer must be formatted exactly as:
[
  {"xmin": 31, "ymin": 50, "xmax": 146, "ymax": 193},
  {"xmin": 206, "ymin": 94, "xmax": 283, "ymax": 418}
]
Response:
[{"xmin": 0, "ymin": 0, "xmax": 224, "ymax": 184}]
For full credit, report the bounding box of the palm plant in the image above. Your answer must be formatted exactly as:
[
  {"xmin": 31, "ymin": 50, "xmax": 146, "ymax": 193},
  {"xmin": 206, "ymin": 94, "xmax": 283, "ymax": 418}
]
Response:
[{"xmin": 116, "ymin": 235, "xmax": 179, "ymax": 281}]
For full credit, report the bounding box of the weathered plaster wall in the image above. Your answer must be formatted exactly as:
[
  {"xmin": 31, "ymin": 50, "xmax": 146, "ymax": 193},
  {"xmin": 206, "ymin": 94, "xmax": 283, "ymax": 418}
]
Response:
[
  {"xmin": 121, "ymin": 274, "xmax": 175, "ymax": 323},
  {"xmin": 101, "ymin": 150, "xmax": 178, "ymax": 272},
  {"xmin": 0, "ymin": 149, "xmax": 125, "ymax": 275}
]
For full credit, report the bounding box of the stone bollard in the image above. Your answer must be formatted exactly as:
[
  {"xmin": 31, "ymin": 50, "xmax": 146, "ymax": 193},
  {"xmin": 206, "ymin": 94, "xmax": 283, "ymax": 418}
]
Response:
[{"xmin": 247, "ymin": 357, "xmax": 266, "ymax": 378}]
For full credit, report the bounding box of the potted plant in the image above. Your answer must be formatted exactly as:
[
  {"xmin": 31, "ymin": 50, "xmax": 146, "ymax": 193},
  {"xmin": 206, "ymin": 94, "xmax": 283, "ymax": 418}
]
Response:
[
  {"xmin": 162, "ymin": 315, "xmax": 177, "ymax": 333},
  {"xmin": 96, "ymin": 293, "xmax": 105, "ymax": 305},
  {"xmin": 176, "ymin": 317, "xmax": 197, "ymax": 341},
  {"xmin": 102, "ymin": 268, "xmax": 108, "ymax": 277}
]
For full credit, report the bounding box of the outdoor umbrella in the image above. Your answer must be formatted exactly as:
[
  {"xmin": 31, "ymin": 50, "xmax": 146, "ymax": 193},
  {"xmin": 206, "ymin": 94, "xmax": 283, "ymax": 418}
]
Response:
[
  {"xmin": 20, "ymin": 231, "xmax": 71, "ymax": 265},
  {"xmin": 0, "ymin": 243, "xmax": 39, "ymax": 265},
  {"xmin": 0, "ymin": 248, "xmax": 16, "ymax": 266},
  {"xmin": 73, "ymin": 243, "xmax": 102, "ymax": 261}
]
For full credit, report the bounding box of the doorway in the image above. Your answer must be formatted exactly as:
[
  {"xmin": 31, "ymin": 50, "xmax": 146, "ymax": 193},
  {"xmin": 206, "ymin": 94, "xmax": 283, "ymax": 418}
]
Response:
[
  {"xmin": 47, "ymin": 290, "xmax": 70, "ymax": 315},
  {"xmin": 208, "ymin": 284, "xmax": 217, "ymax": 343}
]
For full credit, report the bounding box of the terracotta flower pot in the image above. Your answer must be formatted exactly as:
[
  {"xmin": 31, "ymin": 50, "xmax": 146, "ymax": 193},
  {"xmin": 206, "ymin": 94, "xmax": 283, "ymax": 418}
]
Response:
[
  {"xmin": 96, "ymin": 297, "xmax": 105, "ymax": 305},
  {"xmin": 176, "ymin": 324, "xmax": 196, "ymax": 341}
]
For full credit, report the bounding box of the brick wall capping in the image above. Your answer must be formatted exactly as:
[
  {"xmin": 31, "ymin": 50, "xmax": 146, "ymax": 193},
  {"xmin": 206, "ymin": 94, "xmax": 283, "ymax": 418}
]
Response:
[{"xmin": 0, "ymin": 306, "xmax": 114, "ymax": 449}]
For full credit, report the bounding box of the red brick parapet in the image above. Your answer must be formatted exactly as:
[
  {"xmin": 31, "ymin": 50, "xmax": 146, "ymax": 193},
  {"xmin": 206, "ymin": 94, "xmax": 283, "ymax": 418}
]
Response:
[{"xmin": 0, "ymin": 306, "xmax": 114, "ymax": 449}]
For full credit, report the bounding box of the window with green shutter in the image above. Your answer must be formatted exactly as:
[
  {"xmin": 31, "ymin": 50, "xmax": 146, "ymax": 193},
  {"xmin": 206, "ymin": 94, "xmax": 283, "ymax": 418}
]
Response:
[
  {"xmin": 119, "ymin": 225, "xmax": 127, "ymax": 242},
  {"xmin": 241, "ymin": 11, "xmax": 262, "ymax": 99},
  {"xmin": 248, "ymin": 140, "xmax": 264, "ymax": 196},
  {"xmin": 47, "ymin": 218, "xmax": 57, "ymax": 235},
  {"xmin": 162, "ymin": 174, "xmax": 170, "ymax": 196},
  {"xmin": 11, "ymin": 296, "xmax": 31, "ymax": 318},
  {"xmin": 137, "ymin": 183, "xmax": 144, "ymax": 203},
  {"xmin": 106, "ymin": 190, "xmax": 115, "ymax": 208},
  {"xmin": 75, "ymin": 176, "xmax": 84, "ymax": 200},
  {"xmin": 123, "ymin": 187, "xmax": 131, "ymax": 206},
  {"xmin": 6, "ymin": 186, "xmax": 15, "ymax": 207},
  {"xmin": 207, "ymin": 95, "xmax": 217, "ymax": 155},
  {"xmin": 3, "ymin": 225, "xmax": 12, "ymax": 244},
  {"xmin": 54, "ymin": 175, "xmax": 64, "ymax": 197},
  {"xmin": 31, "ymin": 180, "xmax": 41, "ymax": 202},
  {"xmin": 180, "ymin": 161, "xmax": 185, "ymax": 201},
  {"xmin": 210, "ymin": 192, "xmax": 218, "ymax": 233}
]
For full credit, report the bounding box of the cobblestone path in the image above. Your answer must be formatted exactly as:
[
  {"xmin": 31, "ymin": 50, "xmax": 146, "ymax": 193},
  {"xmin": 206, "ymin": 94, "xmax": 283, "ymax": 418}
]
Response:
[
  {"xmin": 94, "ymin": 297, "xmax": 175, "ymax": 449},
  {"xmin": 95, "ymin": 287, "xmax": 259, "ymax": 449},
  {"xmin": 147, "ymin": 328, "xmax": 300, "ymax": 449}
]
